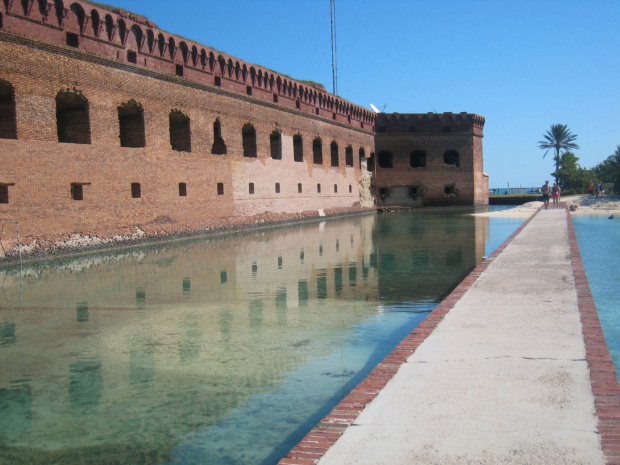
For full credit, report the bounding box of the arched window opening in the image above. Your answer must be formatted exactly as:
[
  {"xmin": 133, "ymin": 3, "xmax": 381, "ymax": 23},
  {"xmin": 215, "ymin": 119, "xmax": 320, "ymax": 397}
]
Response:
[
  {"xmin": 169, "ymin": 110, "xmax": 191, "ymax": 152},
  {"xmin": 179, "ymin": 42, "xmax": 189, "ymax": 64},
  {"xmin": 38, "ymin": 0, "xmax": 48, "ymax": 16},
  {"xmin": 410, "ymin": 150, "xmax": 427, "ymax": 168},
  {"xmin": 117, "ymin": 19, "xmax": 127, "ymax": 45},
  {"xmin": 345, "ymin": 145, "xmax": 353, "ymax": 167},
  {"xmin": 146, "ymin": 29, "xmax": 155, "ymax": 53},
  {"xmin": 131, "ymin": 24, "xmax": 143, "ymax": 51},
  {"xmin": 56, "ymin": 89, "xmax": 91, "ymax": 144},
  {"xmin": 270, "ymin": 130, "xmax": 282, "ymax": 160},
  {"xmin": 118, "ymin": 100, "xmax": 145, "ymax": 148},
  {"xmin": 293, "ymin": 134, "xmax": 303, "ymax": 162},
  {"xmin": 211, "ymin": 119, "xmax": 227, "ymax": 155},
  {"xmin": 191, "ymin": 46, "xmax": 198, "ymax": 67},
  {"xmin": 312, "ymin": 137, "xmax": 322, "ymax": 165},
  {"xmin": 330, "ymin": 141, "xmax": 339, "ymax": 167},
  {"xmin": 54, "ymin": 0, "xmax": 64, "ymax": 26},
  {"xmin": 168, "ymin": 37, "xmax": 176, "ymax": 60},
  {"xmin": 443, "ymin": 150, "xmax": 459, "ymax": 167},
  {"xmin": 242, "ymin": 123, "xmax": 257, "ymax": 158},
  {"xmin": 377, "ymin": 150, "xmax": 393, "ymax": 168},
  {"xmin": 91, "ymin": 9, "xmax": 100, "ymax": 36},
  {"xmin": 21, "ymin": 0, "xmax": 30, "ymax": 16},
  {"xmin": 0, "ymin": 80, "xmax": 18, "ymax": 139},
  {"xmin": 105, "ymin": 14, "xmax": 114, "ymax": 41},
  {"xmin": 157, "ymin": 33, "xmax": 166, "ymax": 56},
  {"xmin": 200, "ymin": 49, "xmax": 207, "ymax": 68},
  {"xmin": 70, "ymin": 3, "xmax": 85, "ymax": 31},
  {"xmin": 208, "ymin": 52, "xmax": 215, "ymax": 72}
]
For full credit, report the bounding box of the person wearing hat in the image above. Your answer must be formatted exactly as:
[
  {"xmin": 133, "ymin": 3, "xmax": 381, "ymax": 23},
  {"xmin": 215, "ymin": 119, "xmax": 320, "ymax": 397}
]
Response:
[{"xmin": 541, "ymin": 180, "xmax": 551, "ymax": 209}]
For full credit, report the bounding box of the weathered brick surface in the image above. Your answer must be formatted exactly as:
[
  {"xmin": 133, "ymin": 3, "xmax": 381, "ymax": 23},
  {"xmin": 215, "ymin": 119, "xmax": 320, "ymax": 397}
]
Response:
[{"xmin": 0, "ymin": 29, "xmax": 374, "ymax": 242}]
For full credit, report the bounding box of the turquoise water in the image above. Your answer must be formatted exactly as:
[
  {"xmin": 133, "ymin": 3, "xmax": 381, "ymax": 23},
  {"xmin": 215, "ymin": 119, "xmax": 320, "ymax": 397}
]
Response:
[
  {"xmin": 573, "ymin": 215, "xmax": 620, "ymax": 376},
  {"xmin": 0, "ymin": 210, "xmax": 522, "ymax": 465}
]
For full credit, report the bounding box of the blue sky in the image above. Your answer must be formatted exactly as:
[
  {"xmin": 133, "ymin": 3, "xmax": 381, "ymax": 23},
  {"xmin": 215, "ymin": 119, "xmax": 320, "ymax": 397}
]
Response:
[{"xmin": 112, "ymin": 0, "xmax": 619, "ymax": 189}]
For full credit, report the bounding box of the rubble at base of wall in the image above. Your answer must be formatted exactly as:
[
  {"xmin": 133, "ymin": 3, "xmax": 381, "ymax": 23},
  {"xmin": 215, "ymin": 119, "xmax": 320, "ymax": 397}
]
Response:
[{"xmin": 0, "ymin": 207, "xmax": 375, "ymax": 264}]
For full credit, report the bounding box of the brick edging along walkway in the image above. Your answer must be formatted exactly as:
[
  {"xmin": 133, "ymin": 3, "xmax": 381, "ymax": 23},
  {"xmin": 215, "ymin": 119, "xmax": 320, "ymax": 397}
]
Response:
[
  {"xmin": 565, "ymin": 208, "xmax": 620, "ymax": 465},
  {"xmin": 277, "ymin": 207, "xmax": 543, "ymax": 465}
]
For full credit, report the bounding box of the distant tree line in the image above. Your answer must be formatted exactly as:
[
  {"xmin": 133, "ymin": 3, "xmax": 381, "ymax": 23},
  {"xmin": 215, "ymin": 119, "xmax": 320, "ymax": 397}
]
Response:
[{"xmin": 538, "ymin": 124, "xmax": 619, "ymax": 195}]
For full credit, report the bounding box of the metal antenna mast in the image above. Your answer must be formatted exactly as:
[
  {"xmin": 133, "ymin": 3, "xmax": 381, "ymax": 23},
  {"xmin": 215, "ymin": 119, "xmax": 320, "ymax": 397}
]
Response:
[{"xmin": 330, "ymin": 0, "xmax": 338, "ymax": 96}]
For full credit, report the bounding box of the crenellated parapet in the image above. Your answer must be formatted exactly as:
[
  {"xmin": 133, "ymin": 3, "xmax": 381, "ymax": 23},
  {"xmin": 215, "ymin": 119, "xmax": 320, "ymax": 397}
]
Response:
[
  {"xmin": 376, "ymin": 112, "xmax": 485, "ymax": 137},
  {"xmin": 0, "ymin": 0, "xmax": 375, "ymax": 130}
]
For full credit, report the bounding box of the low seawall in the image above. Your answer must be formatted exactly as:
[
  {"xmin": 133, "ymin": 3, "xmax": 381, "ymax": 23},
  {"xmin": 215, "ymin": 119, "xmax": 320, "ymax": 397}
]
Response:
[
  {"xmin": 489, "ymin": 195, "xmax": 541, "ymax": 205},
  {"xmin": 0, "ymin": 207, "xmax": 375, "ymax": 265}
]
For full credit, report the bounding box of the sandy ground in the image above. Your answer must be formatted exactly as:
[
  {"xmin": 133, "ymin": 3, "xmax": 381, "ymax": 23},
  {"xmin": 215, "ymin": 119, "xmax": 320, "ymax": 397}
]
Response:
[{"xmin": 475, "ymin": 195, "xmax": 620, "ymax": 218}]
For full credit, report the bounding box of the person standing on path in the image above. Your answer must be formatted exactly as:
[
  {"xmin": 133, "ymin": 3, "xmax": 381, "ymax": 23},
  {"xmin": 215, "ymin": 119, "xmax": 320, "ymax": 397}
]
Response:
[
  {"xmin": 551, "ymin": 182, "xmax": 561, "ymax": 208},
  {"xmin": 541, "ymin": 180, "xmax": 551, "ymax": 209}
]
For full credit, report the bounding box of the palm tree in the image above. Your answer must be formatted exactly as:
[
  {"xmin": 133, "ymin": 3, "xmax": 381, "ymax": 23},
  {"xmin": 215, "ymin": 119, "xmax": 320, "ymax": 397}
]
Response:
[
  {"xmin": 538, "ymin": 124, "xmax": 579, "ymax": 181},
  {"xmin": 555, "ymin": 151, "xmax": 580, "ymax": 171}
]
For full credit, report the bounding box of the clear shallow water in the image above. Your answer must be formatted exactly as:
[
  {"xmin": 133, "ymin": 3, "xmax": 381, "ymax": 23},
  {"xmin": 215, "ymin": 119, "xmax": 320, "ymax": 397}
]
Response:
[
  {"xmin": 0, "ymin": 209, "xmax": 523, "ymax": 465},
  {"xmin": 573, "ymin": 215, "xmax": 620, "ymax": 377}
]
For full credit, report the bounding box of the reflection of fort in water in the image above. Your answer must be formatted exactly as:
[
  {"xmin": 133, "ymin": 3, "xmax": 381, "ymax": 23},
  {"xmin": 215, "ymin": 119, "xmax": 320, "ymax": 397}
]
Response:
[{"xmin": 0, "ymin": 212, "xmax": 489, "ymax": 462}]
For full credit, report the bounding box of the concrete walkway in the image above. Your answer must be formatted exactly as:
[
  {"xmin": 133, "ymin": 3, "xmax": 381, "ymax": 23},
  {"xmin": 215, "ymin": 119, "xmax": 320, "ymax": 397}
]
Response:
[{"xmin": 279, "ymin": 206, "xmax": 620, "ymax": 465}]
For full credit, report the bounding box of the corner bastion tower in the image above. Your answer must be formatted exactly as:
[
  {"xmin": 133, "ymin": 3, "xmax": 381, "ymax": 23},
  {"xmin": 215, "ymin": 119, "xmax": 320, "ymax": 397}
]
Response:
[
  {"xmin": 373, "ymin": 112, "xmax": 488, "ymax": 207},
  {"xmin": 0, "ymin": 1, "xmax": 487, "ymax": 250}
]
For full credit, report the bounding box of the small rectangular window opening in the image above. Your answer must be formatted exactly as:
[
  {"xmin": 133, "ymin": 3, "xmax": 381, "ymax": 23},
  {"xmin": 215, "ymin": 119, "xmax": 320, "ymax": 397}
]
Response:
[
  {"xmin": 0, "ymin": 185, "xmax": 9, "ymax": 204},
  {"xmin": 296, "ymin": 100, "xmax": 300, "ymax": 109},
  {"xmin": 66, "ymin": 32, "xmax": 79, "ymax": 48},
  {"xmin": 249, "ymin": 182, "xmax": 255, "ymax": 194},
  {"xmin": 273, "ymin": 94, "xmax": 278, "ymax": 103},
  {"xmin": 131, "ymin": 182, "xmax": 141, "ymax": 198},
  {"xmin": 127, "ymin": 50, "xmax": 137, "ymax": 64},
  {"xmin": 334, "ymin": 184, "xmax": 338, "ymax": 193},
  {"xmin": 246, "ymin": 86, "xmax": 252, "ymax": 96},
  {"xmin": 349, "ymin": 184, "xmax": 352, "ymax": 193},
  {"xmin": 275, "ymin": 182, "xmax": 280, "ymax": 193},
  {"xmin": 317, "ymin": 183, "xmax": 321, "ymax": 194},
  {"xmin": 215, "ymin": 76, "xmax": 221, "ymax": 87},
  {"xmin": 179, "ymin": 182, "xmax": 187, "ymax": 196},
  {"xmin": 298, "ymin": 183, "xmax": 302, "ymax": 193},
  {"xmin": 71, "ymin": 183, "xmax": 84, "ymax": 201},
  {"xmin": 217, "ymin": 182, "xmax": 224, "ymax": 195},
  {"xmin": 175, "ymin": 64, "xmax": 184, "ymax": 77}
]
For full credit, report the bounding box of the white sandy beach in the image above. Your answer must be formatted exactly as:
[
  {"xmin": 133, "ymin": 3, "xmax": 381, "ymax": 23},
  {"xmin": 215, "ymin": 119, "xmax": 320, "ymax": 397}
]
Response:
[{"xmin": 475, "ymin": 195, "xmax": 620, "ymax": 218}]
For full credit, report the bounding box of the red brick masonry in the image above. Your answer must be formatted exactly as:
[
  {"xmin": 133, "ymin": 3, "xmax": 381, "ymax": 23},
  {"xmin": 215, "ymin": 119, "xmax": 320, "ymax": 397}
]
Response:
[{"xmin": 277, "ymin": 204, "xmax": 620, "ymax": 465}]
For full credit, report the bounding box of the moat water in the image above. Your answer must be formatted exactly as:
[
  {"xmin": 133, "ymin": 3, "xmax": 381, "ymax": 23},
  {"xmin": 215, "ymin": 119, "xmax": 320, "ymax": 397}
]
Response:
[
  {"xmin": 573, "ymin": 215, "xmax": 620, "ymax": 381},
  {"xmin": 0, "ymin": 209, "xmax": 523, "ymax": 465}
]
